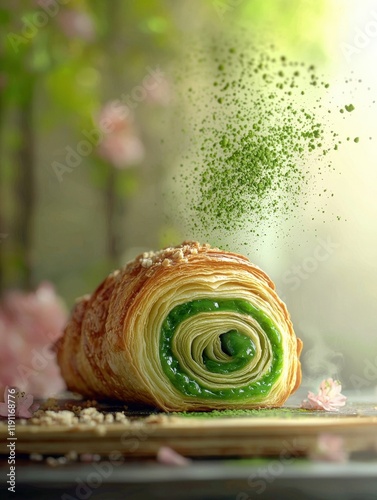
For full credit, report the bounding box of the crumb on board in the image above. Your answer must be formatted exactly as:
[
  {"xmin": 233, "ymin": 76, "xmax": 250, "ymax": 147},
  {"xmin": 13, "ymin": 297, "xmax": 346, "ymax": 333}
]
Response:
[
  {"xmin": 28, "ymin": 407, "xmax": 129, "ymax": 427},
  {"xmin": 30, "ymin": 450, "xmax": 124, "ymax": 467},
  {"xmin": 144, "ymin": 414, "xmax": 179, "ymax": 424}
]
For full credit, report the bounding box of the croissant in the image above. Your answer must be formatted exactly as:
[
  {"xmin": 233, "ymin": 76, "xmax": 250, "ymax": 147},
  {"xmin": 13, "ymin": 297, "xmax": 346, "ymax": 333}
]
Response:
[{"xmin": 57, "ymin": 241, "xmax": 302, "ymax": 411}]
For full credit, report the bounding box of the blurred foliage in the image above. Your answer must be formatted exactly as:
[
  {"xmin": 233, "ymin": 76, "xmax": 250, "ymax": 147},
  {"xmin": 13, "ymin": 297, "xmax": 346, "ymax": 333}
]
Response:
[
  {"xmin": 239, "ymin": 0, "xmax": 328, "ymax": 61},
  {"xmin": 0, "ymin": 0, "xmax": 329, "ymax": 304}
]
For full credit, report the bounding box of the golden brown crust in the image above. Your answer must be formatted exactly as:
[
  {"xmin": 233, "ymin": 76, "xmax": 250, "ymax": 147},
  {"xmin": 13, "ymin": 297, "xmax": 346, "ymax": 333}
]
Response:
[{"xmin": 57, "ymin": 241, "xmax": 302, "ymax": 410}]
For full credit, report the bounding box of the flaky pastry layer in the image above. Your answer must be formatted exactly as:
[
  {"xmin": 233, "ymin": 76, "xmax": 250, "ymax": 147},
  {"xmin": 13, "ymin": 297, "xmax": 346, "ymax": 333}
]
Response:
[{"xmin": 56, "ymin": 241, "xmax": 302, "ymax": 411}]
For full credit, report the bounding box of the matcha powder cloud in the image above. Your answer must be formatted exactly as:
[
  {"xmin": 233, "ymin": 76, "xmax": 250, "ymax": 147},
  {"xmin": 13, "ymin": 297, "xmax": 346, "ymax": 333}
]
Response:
[{"xmin": 166, "ymin": 40, "xmax": 359, "ymax": 246}]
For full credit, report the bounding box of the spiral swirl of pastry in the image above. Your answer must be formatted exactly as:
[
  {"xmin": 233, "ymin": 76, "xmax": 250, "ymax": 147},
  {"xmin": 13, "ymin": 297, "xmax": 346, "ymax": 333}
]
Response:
[{"xmin": 57, "ymin": 241, "xmax": 302, "ymax": 411}]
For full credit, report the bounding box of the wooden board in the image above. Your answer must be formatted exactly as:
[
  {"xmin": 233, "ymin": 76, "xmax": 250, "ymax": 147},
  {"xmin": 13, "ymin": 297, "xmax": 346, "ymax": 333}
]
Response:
[{"xmin": 1, "ymin": 403, "xmax": 377, "ymax": 458}]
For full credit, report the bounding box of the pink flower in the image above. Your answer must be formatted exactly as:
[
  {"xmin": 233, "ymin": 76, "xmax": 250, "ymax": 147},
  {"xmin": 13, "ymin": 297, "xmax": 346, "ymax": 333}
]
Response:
[
  {"xmin": 0, "ymin": 283, "xmax": 67, "ymax": 398},
  {"xmin": 0, "ymin": 387, "xmax": 39, "ymax": 419},
  {"xmin": 157, "ymin": 447, "xmax": 191, "ymax": 466},
  {"xmin": 309, "ymin": 433, "xmax": 349, "ymax": 462},
  {"xmin": 96, "ymin": 102, "xmax": 144, "ymax": 169},
  {"xmin": 98, "ymin": 102, "xmax": 132, "ymax": 134},
  {"xmin": 145, "ymin": 76, "xmax": 171, "ymax": 106},
  {"xmin": 57, "ymin": 9, "xmax": 95, "ymax": 42},
  {"xmin": 2, "ymin": 282, "xmax": 67, "ymax": 344},
  {"xmin": 301, "ymin": 378, "xmax": 347, "ymax": 412},
  {"xmin": 98, "ymin": 133, "xmax": 144, "ymax": 169}
]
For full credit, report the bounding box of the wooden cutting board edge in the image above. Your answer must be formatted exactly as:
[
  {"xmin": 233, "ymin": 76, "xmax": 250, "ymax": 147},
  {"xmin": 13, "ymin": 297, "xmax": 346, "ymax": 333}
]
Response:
[{"xmin": 1, "ymin": 415, "xmax": 376, "ymax": 458}]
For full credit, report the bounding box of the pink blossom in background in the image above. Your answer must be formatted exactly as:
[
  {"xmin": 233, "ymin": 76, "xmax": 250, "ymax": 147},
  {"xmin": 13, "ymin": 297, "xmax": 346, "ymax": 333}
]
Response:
[
  {"xmin": 301, "ymin": 378, "xmax": 347, "ymax": 412},
  {"xmin": 3, "ymin": 282, "xmax": 67, "ymax": 343},
  {"xmin": 98, "ymin": 102, "xmax": 133, "ymax": 134},
  {"xmin": 98, "ymin": 132, "xmax": 145, "ymax": 169},
  {"xmin": 57, "ymin": 9, "xmax": 95, "ymax": 42},
  {"xmin": 0, "ymin": 283, "xmax": 68, "ymax": 398},
  {"xmin": 0, "ymin": 387, "xmax": 39, "ymax": 419},
  {"xmin": 145, "ymin": 75, "xmax": 171, "ymax": 106},
  {"xmin": 97, "ymin": 101, "xmax": 145, "ymax": 169}
]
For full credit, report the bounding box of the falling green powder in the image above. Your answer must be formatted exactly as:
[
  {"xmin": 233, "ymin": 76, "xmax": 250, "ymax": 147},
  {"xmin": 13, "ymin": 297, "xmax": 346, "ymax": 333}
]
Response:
[{"xmin": 171, "ymin": 40, "xmax": 358, "ymax": 242}]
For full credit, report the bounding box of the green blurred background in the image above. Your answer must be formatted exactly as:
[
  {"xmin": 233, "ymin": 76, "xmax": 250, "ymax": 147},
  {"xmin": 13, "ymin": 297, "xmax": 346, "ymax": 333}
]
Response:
[{"xmin": 1, "ymin": 0, "xmax": 377, "ymax": 389}]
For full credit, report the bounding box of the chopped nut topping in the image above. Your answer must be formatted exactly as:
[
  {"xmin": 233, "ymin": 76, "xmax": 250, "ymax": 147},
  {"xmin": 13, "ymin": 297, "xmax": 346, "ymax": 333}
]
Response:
[
  {"xmin": 135, "ymin": 241, "xmax": 207, "ymax": 271},
  {"xmin": 172, "ymin": 249, "xmax": 184, "ymax": 261},
  {"xmin": 141, "ymin": 259, "xmax": 152, "ymax": 268}
]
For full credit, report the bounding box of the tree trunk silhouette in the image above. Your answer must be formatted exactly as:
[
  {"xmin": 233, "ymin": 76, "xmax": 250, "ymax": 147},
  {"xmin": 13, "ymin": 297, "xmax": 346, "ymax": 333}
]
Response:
[{"xmin": 16, "ymin": 84, "xmax": 35, "ymax": 290}]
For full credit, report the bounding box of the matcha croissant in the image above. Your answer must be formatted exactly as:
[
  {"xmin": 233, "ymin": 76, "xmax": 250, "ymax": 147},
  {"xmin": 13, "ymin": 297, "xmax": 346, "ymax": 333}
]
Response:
[{"xmin": 57, "ymin": 241, "xmax": 302, "ymax": 411}]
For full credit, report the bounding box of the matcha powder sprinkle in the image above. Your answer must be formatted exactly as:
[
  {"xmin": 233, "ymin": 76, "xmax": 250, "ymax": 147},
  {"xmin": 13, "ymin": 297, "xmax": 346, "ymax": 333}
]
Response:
[{"xmin": 169, "ymin": 40, "xmax": 357, "ymax": 243}]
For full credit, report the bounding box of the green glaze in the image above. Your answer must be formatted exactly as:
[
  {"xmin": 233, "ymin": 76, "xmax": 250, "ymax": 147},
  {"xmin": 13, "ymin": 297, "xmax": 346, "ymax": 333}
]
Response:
[{"xmin": 160, "ymin": 298, "xmax": 283, "ymax": 400}]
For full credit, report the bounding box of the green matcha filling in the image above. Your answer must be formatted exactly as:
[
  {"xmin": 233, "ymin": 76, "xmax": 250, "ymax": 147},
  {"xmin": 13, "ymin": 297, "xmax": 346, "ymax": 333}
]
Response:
[{"xmin": 160, "ymin": 298, "xmax": 283, "ymax": 400}]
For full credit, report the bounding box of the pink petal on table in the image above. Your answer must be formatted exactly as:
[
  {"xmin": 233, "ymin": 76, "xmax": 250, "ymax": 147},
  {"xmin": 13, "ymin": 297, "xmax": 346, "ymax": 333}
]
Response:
[
  {"xmin": 0, "ymin": 387, "xmax": 39, "ymax": 419},
  {"xmin": 301, "ymin": 378, "xmax": 347, "ymax": 412},
  {"xmin": 157, "ymin": 447, "xmax": 191, "ymax": 466},
  {"xmin": 310, "ymin": 433, "xmax": 349, "ymax": 462}
]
